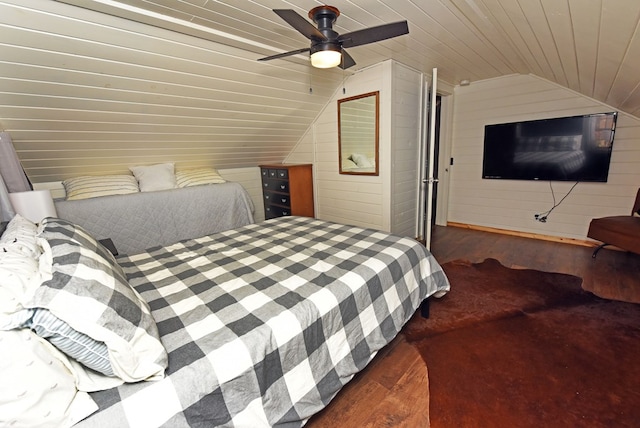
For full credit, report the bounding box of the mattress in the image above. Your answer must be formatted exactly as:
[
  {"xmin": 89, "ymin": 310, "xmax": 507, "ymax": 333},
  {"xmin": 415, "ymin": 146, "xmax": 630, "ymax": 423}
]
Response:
[{"xmin": 75, "ymin": 216, "xmax": 450, "ymax": 427}]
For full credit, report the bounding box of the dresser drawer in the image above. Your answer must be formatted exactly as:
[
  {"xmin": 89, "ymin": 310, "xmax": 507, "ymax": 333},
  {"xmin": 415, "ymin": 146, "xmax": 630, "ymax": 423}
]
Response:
[
  {"xmin": 276, "ymin": 169, "xmax": 289, "ymax": 179},
  {"xmin": 262, "ymin": 176, "xmax": 289, "ymax": 193},
  {"xmin": 263, "ymin": 192, "xmax": 290, "ymax": 207},
  {"xmin": 265, "ymin": 204, "xmax": 291, "ymax": 219},
  {"xmin": 261, "ymin": 179, "xmax": 289, "ymax": 192},
  {"xmin": 275, "ymin": 194, "xmax": 290, "ymax": 206},
  {"xmin": 275, "ymin": 181, "xmax": 289, "ymax": 192}
]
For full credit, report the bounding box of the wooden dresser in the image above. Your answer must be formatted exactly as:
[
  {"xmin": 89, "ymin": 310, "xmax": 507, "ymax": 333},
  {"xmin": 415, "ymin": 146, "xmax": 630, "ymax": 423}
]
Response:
[{"xmin": 260, "ymin": 164, "xmax": 314, "ymax": 219}]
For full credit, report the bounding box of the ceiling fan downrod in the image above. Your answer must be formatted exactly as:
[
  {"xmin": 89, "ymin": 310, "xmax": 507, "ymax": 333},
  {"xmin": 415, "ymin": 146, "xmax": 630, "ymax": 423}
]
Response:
[{"xmin": 309, "ymin": 5, "xmax": 340, "ymax": 40}]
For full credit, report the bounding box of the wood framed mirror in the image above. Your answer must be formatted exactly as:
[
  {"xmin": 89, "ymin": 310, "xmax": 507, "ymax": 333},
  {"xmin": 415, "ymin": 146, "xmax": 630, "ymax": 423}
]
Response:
[{"xmin": 338, "ymin": 91, "xmax": 379, "ymax": 176}]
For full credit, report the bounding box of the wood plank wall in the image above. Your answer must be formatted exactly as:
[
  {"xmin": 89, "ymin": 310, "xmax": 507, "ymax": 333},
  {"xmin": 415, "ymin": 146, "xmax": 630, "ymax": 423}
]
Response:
[
  {"xmin": 289, "ymin": 64, "xmax": 386, "ymax": 230},
  {"xmin": 287, "ymin": 60, "xmax": 425, "ymax": 237},
  {"xmin": 389, "ymin": 62, "xmax": 423, "ymax": 237},
  {"xmin": 448, "ymin": 74, "xmax": 640, "ymax": 241},
  {"xmin": 0, "ymin": 0, "xmax": 340, "ymax": 183}
]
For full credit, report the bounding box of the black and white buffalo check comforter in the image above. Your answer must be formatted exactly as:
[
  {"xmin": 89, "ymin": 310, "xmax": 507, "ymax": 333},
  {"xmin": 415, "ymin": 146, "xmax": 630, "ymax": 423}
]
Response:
[{"xmin": 76, "ymin": 216, "xmax": 450, "ymax": 427}]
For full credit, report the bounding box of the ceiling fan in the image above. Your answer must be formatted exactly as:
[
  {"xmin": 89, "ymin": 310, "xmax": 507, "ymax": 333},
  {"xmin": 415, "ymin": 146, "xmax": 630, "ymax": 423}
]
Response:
[{"xmin": 258, "ymin": 5, "xmax": 409, "ymax": 69}]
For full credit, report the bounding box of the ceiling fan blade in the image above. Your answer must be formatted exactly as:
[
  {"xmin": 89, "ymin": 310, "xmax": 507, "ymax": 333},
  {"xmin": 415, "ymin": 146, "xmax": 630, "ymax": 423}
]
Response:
[
  {"xmin": 338, "ymin": 21, "xmax": 409, "ymax": 49},
  {"xmin": 274, "ymin": 9, "xmax": 327, "ymax": 41},
  {"xmin": 258, "ymin": 47, "xmax": 310, "ymax": 62},
  {"xmin": 339, "ymin": 50, "xmax": 356, "ymax": 70}
]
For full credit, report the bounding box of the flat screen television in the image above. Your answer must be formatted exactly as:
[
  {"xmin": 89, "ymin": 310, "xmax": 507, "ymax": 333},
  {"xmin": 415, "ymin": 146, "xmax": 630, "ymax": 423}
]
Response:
[{"xmin": 482, "ymin": 112, "xmax": 617, "ymax": 182}]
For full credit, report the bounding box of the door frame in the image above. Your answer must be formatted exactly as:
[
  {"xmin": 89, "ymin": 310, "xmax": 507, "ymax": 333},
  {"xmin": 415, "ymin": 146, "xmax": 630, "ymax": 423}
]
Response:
[
  {"xmin": 417, "ymin": 70, "xmax": 453, "ymax": 248},
  {"xmin": 417, "ymin": 69, "xmax": 438, "ymax": 249}
]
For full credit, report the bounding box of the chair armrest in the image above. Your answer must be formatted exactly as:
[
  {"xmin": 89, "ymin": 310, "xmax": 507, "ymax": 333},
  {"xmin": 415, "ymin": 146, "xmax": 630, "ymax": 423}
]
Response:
[{"xmin": 633, "ymin": 188, "xmax": 640, "ymax": 216}]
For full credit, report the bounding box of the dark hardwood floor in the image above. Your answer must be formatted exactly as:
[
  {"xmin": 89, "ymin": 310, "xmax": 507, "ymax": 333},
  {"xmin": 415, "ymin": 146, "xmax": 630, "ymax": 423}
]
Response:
[
  {"xmin": 430, "ymin": 225, "xmax": 640, "ymax": 304},
  {"xmin": 307, "ymin": 225, "xmax": 640, "ymax": 427}
]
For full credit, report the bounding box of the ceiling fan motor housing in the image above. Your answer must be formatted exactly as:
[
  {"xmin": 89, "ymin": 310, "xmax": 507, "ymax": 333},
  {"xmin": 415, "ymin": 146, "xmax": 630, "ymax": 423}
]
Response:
[
  {"xmin": 310, "ymin": 40, "xmax": 341, "ymax": 56},
  {"xmin": 309, "ymin": 6, "xmax": 340, "ymax": 41}
]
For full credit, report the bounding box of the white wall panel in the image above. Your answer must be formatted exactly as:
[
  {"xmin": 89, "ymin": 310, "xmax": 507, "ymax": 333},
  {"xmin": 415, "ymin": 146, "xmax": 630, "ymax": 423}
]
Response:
[
  {"xmin": 286, "ymin": 61, "xmax": 424, "ymax": 236},
  {"xmin": 285, "ymin": 64, "xmax": 386, "ymax": 229},
  {"xmin": 307, "ymin": 64, "xmax": 386, "ymax": 230},
  {"xmin": 5, "ymin": 1, "xmax": 640, "ymax": 237},
  {"xmin": 0, "ymin": 0, "xmax": 341, "ymax": 183},
  {"xmin": 449, "ymin": 74, "xmax": 640, "ymax": 241},
  {"xmin": 390, "ymin": 62, "xmax": 423, "ymax": 237}
]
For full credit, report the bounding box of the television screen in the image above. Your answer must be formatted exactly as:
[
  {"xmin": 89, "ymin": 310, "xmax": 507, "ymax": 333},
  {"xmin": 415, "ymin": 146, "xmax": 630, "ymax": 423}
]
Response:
[{"xmin": 482, "ymin": 112, "xmax": 617, "ymax": 182}]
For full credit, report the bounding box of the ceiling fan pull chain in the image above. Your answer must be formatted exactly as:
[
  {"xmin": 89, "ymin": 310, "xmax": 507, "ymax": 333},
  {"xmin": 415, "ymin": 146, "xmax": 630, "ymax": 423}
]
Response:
[{"xmin": 342, "ymin": 65, "xmax": 346, "ymax": 94}]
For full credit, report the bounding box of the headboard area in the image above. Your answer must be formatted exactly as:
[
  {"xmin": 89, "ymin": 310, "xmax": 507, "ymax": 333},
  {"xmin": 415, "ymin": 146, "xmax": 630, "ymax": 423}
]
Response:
[{"xmin": 54, "ymin": 182, "xmax": 254, "ymax": 255}]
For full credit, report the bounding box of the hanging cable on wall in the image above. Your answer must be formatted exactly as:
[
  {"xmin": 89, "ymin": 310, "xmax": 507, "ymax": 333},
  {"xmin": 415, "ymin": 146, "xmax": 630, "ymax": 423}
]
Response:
[{"xmin": 534, "ymin": 181, "xmax": 579, "ymax": 222}]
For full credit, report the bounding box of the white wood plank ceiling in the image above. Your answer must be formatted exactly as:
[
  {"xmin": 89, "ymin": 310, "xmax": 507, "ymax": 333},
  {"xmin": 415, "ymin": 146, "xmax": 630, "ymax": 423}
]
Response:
[{"xmin": 2, "ymin": 0, "xmax": 640, "ymax": 183}]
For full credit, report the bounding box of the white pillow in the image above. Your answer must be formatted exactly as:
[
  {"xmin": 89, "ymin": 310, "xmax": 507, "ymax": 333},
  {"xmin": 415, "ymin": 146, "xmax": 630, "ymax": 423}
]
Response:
[
  {"xmin": 348, "ymin": 153, "xmax": 374, "ymax": 168},
  {"xmin": 129, "ymin": 162, "xmax": 177, "ymax": 192},
  {"xmin": 342, "ymin": 158, "xmax": 358, "ymax": 170},
  {"xmin": 0, "ymin": 248, "xmax": 42, "ymax": 315},
  {"xmin": 0, "ymin": 214, "xmax": 40, "ymax": 258},
  {"xmin": 0, "ymin": 215, "xmax": 43, "ymax": 315},
  {"xmin": 63, "ymin": 175, "xmax": 139, "ymax": 200},
  {"xmin": 0, "ymin": 329, "xmax": 98, "ymax": 427},
  {"xmin": 175, "ymin": 168, "xmax": 226, "ymax": 187}
]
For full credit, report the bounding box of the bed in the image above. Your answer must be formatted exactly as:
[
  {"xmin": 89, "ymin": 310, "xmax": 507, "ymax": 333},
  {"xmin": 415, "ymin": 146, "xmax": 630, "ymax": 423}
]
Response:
[
  {"xmin": 54, "ymin": 182, "xmax": 255, "ymax": 256},
  {"xmin": 0, "ymin": 213, "xmax": 449, "ymax": 427}
]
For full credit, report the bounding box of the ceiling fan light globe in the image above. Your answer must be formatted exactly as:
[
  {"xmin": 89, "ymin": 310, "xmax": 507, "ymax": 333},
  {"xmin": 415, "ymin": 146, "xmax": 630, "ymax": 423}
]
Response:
[{"xmin": 310, "ymin": 50, "xmax": 341, "ymax": 68}]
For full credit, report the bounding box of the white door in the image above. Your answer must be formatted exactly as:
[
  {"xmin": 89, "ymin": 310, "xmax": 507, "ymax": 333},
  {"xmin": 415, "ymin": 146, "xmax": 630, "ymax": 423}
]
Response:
[{"xmin": 419, "ymin": 69, "xmax": 438, "ymax": 250}]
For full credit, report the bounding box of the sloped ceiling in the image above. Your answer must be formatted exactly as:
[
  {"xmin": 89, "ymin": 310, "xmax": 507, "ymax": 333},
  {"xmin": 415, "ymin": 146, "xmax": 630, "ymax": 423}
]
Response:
[{"xmin": 2, "ymin": 0, "xmax": 640, "ymax": 183}]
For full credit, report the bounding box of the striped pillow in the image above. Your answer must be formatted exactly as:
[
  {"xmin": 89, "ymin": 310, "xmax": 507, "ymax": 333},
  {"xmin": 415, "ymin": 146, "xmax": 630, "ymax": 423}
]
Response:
[
  {"xmin": 8, "ymin": 308, "xmax": 114, "ymax": 376},
  {"xmin": 63, "ymin": 175, "xmax": 139, "ymax": 200},
  {"xmin": 176, "ymin": 168, "xmax": 226, "ymax": 187}
]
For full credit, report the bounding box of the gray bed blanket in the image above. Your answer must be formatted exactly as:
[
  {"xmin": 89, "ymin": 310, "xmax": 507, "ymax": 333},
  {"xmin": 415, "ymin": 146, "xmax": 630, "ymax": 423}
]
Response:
[
  {"xmin": 54, "ymin": 182, "xmax": 254, "ymax": 255},
  {"xmin": 75, "ymin": 216, "xmax": 450, "ymax": 427}
]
